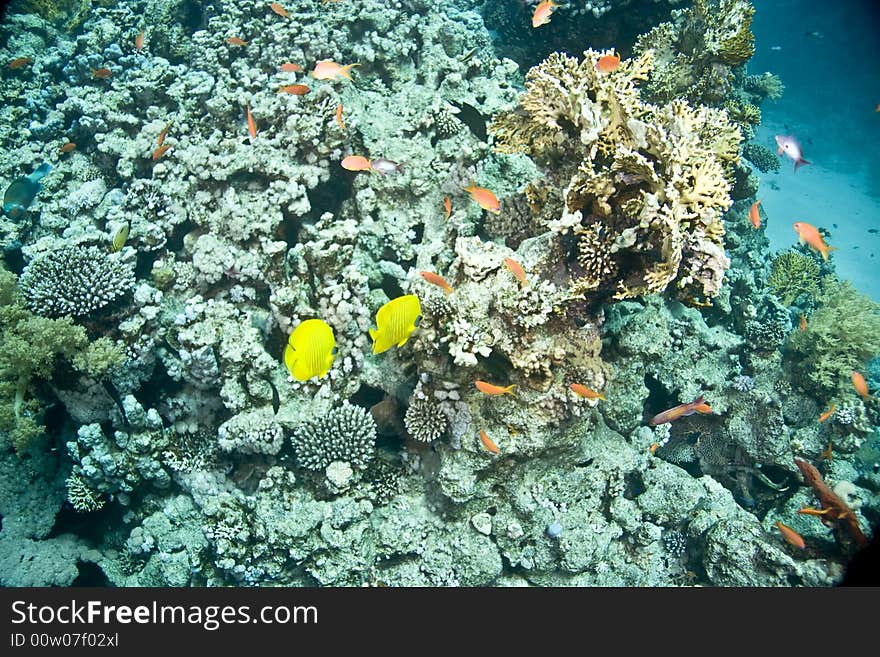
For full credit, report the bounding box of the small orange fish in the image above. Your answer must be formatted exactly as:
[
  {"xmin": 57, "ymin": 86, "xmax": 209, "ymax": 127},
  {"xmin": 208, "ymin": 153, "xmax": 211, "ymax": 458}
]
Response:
[
  {"xmin": 648, "ymin": 395, "xmax": 712, "ymax": 426},
  {"xmin": 852, "ymin": 370, "xmax": 870, "ymax": 399},
  {"xmin": 792, "ymin": 221, "xmax": 835, "ymax": 261},
  {"xmin": 569, "ymin": 383, "xmax": 606, "ymax": 401},
  {"xmin": 775, "ymin": 521, "xmax": 805, "ymax": 549},
  {"xmin": 58, "ymin": 142, "xmax": 76, "ymax": 154},
  {"xmin": 8, "ymin": 56, "xmax": 33, "ymax": 69},
  {"xmin": 443, "ymin": 196, "xmax": 451, "ymax": 220},
  {"xmin": 152, "ymin": 143, "xmax": 172, "ymax": 161},
  {"xmin": 798, "ymin": 506, "xmax": 832, "ymax": 518},
  {"xmin": 246, "ymin": 102, "xmax": 257, "ymax": 139},
  {"xmin": 91, "ymin": 67, "xmax": 112, "ymax": 79},
  {"xmin": 649, "ymin": 443, "xmax": 660, "ymax": 454},
  {"xmin": 596, "ymin": 54, "xmax": 621, "ymax": 73},
  {"xmin": 799, "ymin": 314, "xmax": 807, "ymax": 332},
  {"xmin": 341, "ymin": 155, "xmax": 372, "ymax": 171},
  {"xmin": 748, "ymin": 200, "xmax": 761, "ymax": 229},
  {"xmin": 269, "ymin": 2, "xmax": 289, "ymax": 17},
  {"xmin": 277, "ymin": 84, "xmax": 310, "ymax": 95},
  {"xmin": 157, "ymin": 121, "xmax": 172, "ymax": 146},
  {"xmin": 420, "ymin": 271, "xmax": 454, "ymax": 295},
  {"xmin": 335, "ymin": 103, "xmax": 345, "ymax": 129},
  {"xmin": 311, "ymin": 60, "xmax": 360, "ymax": 81},
  {"xmin": 818, "ymin": 440, "xmax": 833, "ymax": 462},
  {"xmin": 463, "ymin": 181, "xmax": 501, "ymax": 214},
  {"xmin": 479, "ymin": 429, "xmax": 500, "ymax": 455},
  {"xmin": 818, "ymin": 403, "xmax": 836, "ymax": 422},
  {"xmin": 226, "ymin": 37, "xmax": 248, "ymax": 46},
  {"xmin": 475, "ymin": 381, "xmax": 516, "ymax": 396},
  {"xmin": 503, "ymin": 257, "xmax": 528, "ymax": 286},
  {"xmin": 279, "ymin": 62, "xmax": 303, "ymax": 73},
  {"xmin": 135, "ymin": 30, "xmax": 145, "ymax": 51},
  {"xmin": 531, "ymin": 0, "xmax": 559, "ymax": 28}
]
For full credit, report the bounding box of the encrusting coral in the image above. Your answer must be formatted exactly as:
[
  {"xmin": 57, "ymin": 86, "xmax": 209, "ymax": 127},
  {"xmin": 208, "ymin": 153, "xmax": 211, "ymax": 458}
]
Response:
[{"xmin": 490, "ymin": 48, "xmax": 742, "ymax": 301}]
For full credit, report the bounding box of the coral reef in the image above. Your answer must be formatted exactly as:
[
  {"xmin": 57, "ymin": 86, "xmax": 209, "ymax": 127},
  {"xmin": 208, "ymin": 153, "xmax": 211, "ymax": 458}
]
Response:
[
  {"xmin": 767, "ymin": 250, "xmax": 822, "ymax": 307},
  {"xmin": 290, "ymin": 402, "xmax": 377, "ymax": 473},
  {"xmin": 491, "ymin": 48, "xmax": 741, "ymax": 301}
]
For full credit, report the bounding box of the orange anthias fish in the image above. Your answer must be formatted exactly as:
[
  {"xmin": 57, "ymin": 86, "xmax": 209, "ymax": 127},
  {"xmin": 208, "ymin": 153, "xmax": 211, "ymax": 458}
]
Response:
[
  {"xmin": 8, "ymin": 56, "xmax": 33, "ymax": 69},
  {"xmin": 475, "ymin": 381, "xmax": 517, "ymax": 396},
  {"xmin": 531, "ymin": 0, "xmax": 559, "ymax": 28},
  {"xmin": 157, "ymin": 121, "xmax": 172, "ymax": 146},
  {"xmin": 503, "ymin": 257, "xmax": 528, "ymax": 286},
  {"xmin": 818, "ymin": 403, "xmax": 836, "ymax": 423},
  {"xmin": 852, "ymin": 370, "xmax": 871, "ymax": 399},
  {"xmin": 269, "ymin": 2, "xmax": 289, "ymax": 18},
  {"xmin": 277, "ymin": 84, "xmax": 310, "ymax": 95},
  {"xmin": 135, "ymin": 30, "xmax": 145, "ymax": 51},
  {"xmin": 569, "ymin": 383, "xmax": 606, "ymax": 401},
  {"xmin": 58, "ymin": 142, "xmax": 76, "ymax": 154},
  {"xmin": 246, "ymin": 102, "xmax": 257, "ymax": 139},
  {"xmin": 226, "ymin": 37, "xmax": 248, "ymax": 46},
  {"xmin": 748, "ymin": 200, "xmax": 761, "ymax": 229},
  {"xmin": 279, "ymin": 62, "xmax": 303, "ymax": 73},
  {"xmin": 596, "ymin": 54, "xmax": 621, "ymax": 73},
  {"xmin": 464, "ymin": 181, "xmax": 501, "ymax": 214},
  {"xmin": 775, "ymin": 521, "xmax": 806, "ymax": 549},
  {"xmin": 443, "ymin": 196, "xmax": 451, "ymax": 220},
  {"xmin": 479, "ymin": 429, "xmax": 500, "ymax": 455},
  {"xmin": 91, "ymin": 67, "xmax": 112, "ymax": 79},
  {"xmin": 799, "ymin": 314, "xmax": 807, "ymax": 332},
  {"xmin": 335, "ymin": 103, "xmax": 345, "ymax": 129},
  {"xmin": 792, "ymin": 221, "xmax": 835, "ymax": 261},
  {"xmin": 420, "ymin": 271, "xmax": 454, "ymax": 295},
  {"xmin": 341, "ymin": 155, "xmax": 372, "ymax": 171},
  {"xmin": 152, "ymin": 143, "xmax": 172, "ymax": 161},
  {"xmin": 311, "ymin": 60, "xmax": 360, "ymax": 81},
  {"xmin": 648, "ymin": 395, "xmax": 712, "ymax": 426}
]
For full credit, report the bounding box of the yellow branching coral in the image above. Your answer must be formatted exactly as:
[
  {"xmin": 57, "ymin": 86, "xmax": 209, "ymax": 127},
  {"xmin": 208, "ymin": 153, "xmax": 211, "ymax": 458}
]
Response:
[{"xmin": 490, "ymin": 47, "xmax": 740, "ymax": 302}]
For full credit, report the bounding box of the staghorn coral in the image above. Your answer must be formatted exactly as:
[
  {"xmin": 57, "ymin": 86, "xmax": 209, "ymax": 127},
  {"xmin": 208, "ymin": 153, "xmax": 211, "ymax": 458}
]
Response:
[
  {"xmin": 19, "ymin": 245, "xmax": 135, "ymax": 318},
  {"xmin": 785, "ymin": 280, "xmax": 880, "ymax": 398},
  {"xmin": 767, "ymin": 250, "xmax": 822, "ymax": 307},
  {"xmin": 290, "ymin": 402, "xmax": 377, "ymax": 472},
  {"xmin": 490, "ymin": 49, "xmax": 741, "ymax": 301}
]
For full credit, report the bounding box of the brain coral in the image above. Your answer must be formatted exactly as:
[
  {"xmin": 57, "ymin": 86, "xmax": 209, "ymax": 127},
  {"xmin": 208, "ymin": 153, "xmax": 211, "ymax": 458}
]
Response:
[
  {"xmin": 290, "ymin": 401, "xmax": 377, "ymax": 471},
  {"xmin": 490, "ymin": 48, "xmax": 742, "ymax": 302},
  {"xmin": 19, "ymin": 246, "xmax": 135, "ymax": 318}
]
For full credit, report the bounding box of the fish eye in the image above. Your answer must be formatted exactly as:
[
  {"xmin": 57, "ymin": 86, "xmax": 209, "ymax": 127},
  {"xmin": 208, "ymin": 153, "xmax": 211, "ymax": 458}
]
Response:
[{"xmin": 414, "ymin": 314, "xmax": 423, "ymax": 327}]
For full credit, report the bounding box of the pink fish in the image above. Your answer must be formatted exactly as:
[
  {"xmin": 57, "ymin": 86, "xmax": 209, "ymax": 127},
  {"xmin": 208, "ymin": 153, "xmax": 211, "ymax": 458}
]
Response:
[{"xmin": 775, "ymin": 135, "xmax": 811, "ymax": 173}]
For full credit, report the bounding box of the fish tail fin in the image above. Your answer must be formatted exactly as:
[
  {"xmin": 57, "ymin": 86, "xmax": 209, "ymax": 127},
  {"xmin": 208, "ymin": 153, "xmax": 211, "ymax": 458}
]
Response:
[
  {"xmin": 794, "ymin": 157, "xmax": 810, "ymax": 173},
  {"xmin": 444, "ymin": 285, "xmax": 453, "ymax": 296},
  {"xmin": 597, "ymin": 393, "xmax": 607, "ymax": 401},
  {"xmin": 464, "ymin": 180, "xmax": 475, "ymax": 192},
  {"xmin": 31, "ymin": 162, "xmax": 52, "ymax": 181},
  {"xmin": 821, "ymin": 245, "xmax": 837, "ymax": 261},
  {"xmin": 341, "ymin": 63, "xmax": 361, "ymax": 78},
  {"xmin": 396, "ymin": 162, "xmax": 405, "ymax": 173},
  {"xmin": 505, "ymin": 384, "xmax": 517, "ymax": 395}
]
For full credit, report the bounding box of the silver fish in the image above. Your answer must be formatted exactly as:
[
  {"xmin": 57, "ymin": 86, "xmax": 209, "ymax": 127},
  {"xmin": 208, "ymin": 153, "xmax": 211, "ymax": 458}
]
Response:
[
  {"xmin": 370, "ymin": 157, "xmax": 404, "ymax": 176},
  {"xmin": 774, "ymin": 134, "xmax": 811, "ymax": 173}
]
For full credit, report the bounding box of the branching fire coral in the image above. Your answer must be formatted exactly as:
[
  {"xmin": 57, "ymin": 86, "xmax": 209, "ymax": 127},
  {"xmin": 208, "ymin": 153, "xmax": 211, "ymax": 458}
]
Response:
[{"xmin": 490, "ymin": 49, "xmax": 741, "ymax": 301}]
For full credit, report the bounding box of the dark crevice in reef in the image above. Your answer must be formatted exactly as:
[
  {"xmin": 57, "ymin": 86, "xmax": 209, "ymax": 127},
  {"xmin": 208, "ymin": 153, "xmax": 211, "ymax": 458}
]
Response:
[
  {"xmin": 71, "ymin": 561, "xmax": 110, "ymax": 587},
  {"xmin": 166, "ymin": 218, "xmax": 196, "ymax": 254},
  {"xmin": 307, "ymin": 171, "xmax": 354, "ymax": 222},
  {"xmin": 2, "ymin": 242, "xmax": 24, "ymax": 274},
  {"xmin": 642, "ymin": 373, "xmax": 676, "ymax": 422},
  {"xmin": 481, "ymin": 0, "xmax": 682, "ymax": 71},
  {"xmin": 380, "ymin": 274, "xmax": 405, "ymax": 301}
]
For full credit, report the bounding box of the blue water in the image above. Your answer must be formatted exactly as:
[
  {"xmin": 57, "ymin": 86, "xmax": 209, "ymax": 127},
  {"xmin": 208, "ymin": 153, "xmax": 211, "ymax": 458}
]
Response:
[{"xmin": 752, "ymin": 0, "xmax": 880, "ymax": 300}]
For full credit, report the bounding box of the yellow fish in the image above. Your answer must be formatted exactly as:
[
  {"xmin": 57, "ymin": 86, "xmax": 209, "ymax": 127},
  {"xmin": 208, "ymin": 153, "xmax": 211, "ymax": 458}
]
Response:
[
  {"xmin": 369, "ymin": 294, "xmax": 421, "ymax": 355},
  {"xmin": 284, "ymin": 318, "xmax": 336, "ymax": 381},
  {"xmin": 110, "ymin": 221, "xmax": 129, "ymax": 252}
]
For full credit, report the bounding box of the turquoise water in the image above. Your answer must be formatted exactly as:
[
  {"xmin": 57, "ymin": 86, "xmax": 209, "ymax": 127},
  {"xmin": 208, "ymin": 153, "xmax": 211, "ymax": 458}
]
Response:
[{"xmin": 0, "ymin": 0, "xmax": 878, "ymax": 588}]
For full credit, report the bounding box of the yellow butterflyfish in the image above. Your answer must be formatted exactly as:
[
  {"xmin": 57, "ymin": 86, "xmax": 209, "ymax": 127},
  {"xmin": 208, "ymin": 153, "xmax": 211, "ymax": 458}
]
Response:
[
  {"xmin": 369, "ymin": 294, "xmax": 421, "ymax": 355},
  {"xmin": 284, "ymin": 318, "xmax": 336, "ymax": 381},
  {"xmin": 110, "ymin": 221, "xmax": 130, "ymax": 253}
]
